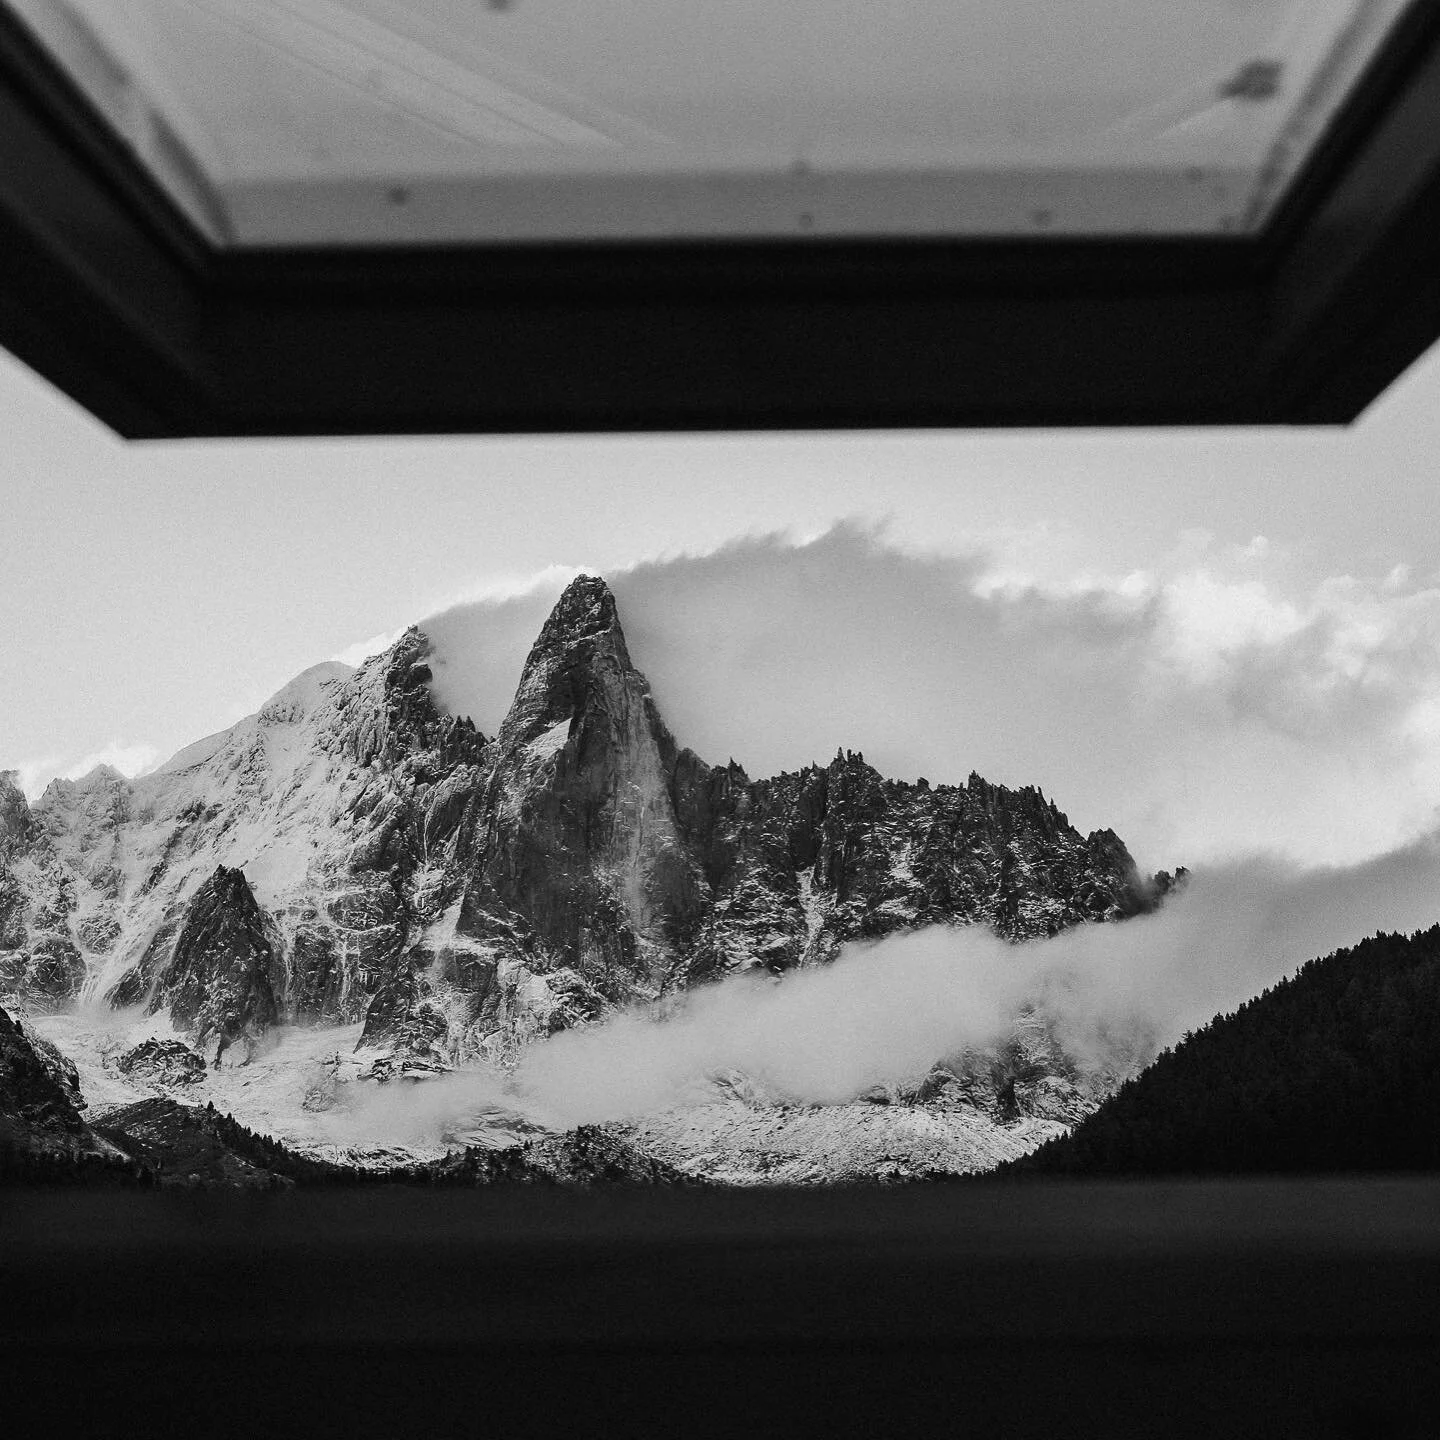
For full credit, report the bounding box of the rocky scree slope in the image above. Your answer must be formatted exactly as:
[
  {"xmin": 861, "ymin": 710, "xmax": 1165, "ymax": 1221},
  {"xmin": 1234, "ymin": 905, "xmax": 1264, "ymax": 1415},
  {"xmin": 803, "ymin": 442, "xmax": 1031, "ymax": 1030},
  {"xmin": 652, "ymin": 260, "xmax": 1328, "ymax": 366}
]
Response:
[{"xmin": 0, "ymin": 577, "xmax": 1174, "ymax": 1119}]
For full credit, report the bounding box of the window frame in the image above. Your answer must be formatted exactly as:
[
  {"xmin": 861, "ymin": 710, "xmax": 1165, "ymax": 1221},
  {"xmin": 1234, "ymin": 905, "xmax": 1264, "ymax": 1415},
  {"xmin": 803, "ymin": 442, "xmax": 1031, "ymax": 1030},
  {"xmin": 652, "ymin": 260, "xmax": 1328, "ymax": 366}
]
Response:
[{"xmin": 2, "ymin": 2, "xmax": 1439, "ymax": 437}]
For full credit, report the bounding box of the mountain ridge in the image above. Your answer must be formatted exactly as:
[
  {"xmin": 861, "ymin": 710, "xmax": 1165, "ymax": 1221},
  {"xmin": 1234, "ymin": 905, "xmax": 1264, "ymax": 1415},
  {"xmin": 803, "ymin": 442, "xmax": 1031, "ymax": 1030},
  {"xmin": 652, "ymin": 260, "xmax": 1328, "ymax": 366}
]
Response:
[{"xmin": 1, "ymin": 575, "xmax": 1173, "ymax": 1112}]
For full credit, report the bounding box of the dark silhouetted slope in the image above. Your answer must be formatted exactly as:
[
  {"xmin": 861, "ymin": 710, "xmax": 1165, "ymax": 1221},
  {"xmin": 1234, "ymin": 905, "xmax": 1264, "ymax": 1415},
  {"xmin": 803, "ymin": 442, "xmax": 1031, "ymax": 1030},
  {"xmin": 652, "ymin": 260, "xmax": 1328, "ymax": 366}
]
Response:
[{"xmin": 1011, "ymin": 924, "xmax": 1440, "ymax": 1176}]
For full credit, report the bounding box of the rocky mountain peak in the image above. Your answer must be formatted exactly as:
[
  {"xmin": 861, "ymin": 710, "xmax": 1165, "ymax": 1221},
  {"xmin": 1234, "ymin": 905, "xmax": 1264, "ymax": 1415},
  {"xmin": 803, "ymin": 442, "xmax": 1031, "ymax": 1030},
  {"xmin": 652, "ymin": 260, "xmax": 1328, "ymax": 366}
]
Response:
[
  {"xmin": 202, "ymin": 864, "xmax": 256, "ymax": 909},
  {"xmin": 452, "ymin": 574, "xmax": 706, "ymax": 992},
  {"xmin": 324, "ymin": 627, "xmax": 486, "ymax": 771},
  {"xmin": 498, "ymin": 574, "xmax": 633, "ymax": 750},
  {"xmin": 150, "ymin": 865, "xmax": 278, "ymax": 1064},
  {"xmin": 256, "ymin": 660, "xmax": 354, "ymax": 728},
  {"xmin": 47, "ymin": 764, "xmax": 128, "ymax": 795},
  {"xmin": 541, "ymin": 573, "xmax": 619, "ymax": 644}
]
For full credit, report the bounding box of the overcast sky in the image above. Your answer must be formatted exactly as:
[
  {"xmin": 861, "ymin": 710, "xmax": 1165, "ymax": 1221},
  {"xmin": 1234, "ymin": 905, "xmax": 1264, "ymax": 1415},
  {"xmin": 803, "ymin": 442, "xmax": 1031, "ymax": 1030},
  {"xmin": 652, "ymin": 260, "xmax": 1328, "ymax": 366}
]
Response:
[{"xmin": 5, "ymin": 338, "xmax": 1440, "ymax": 873}]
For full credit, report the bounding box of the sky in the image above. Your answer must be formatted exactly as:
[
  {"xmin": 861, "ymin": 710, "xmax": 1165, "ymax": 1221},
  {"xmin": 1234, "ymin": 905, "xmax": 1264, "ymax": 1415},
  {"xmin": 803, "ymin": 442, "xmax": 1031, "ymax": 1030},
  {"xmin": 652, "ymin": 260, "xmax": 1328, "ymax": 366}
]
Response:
[{"xmin": 5, "ymin": 337, "xmax": 1440, "ymax": 874}]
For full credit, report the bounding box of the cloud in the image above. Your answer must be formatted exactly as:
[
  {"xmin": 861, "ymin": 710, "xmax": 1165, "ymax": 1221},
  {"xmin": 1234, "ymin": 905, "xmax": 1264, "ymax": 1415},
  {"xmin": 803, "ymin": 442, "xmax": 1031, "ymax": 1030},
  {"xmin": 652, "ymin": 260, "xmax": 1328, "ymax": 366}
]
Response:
[
  {"xmin": 510, "ymin": 828, "xmax": 1440, "ymax": 1125},
  {"xmin": 13, "ymin": 741, "xmax": 163, "ymax": 800},
  {"xmin": 419, "ymin": 523, "xmax": 1440, "ymax": 868},
  {"xmin": 332, "ymin": 565, "xmax": 591, "ymax": 672},
  {"xmin": 316, "ymin": 827, "xmax": 1440, "ymax": 1143}
]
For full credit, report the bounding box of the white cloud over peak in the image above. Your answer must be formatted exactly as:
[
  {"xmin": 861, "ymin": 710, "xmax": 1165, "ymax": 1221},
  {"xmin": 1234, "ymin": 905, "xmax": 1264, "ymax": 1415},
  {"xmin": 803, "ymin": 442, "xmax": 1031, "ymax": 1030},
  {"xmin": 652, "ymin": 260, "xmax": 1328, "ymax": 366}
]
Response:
[
  {"xmin": 419, "ymin": 523, "xmax": 1440, "ymax": 870},
  {"xmin": 330, "ymin": 565, "xmax": 594, "ymax": 670}
]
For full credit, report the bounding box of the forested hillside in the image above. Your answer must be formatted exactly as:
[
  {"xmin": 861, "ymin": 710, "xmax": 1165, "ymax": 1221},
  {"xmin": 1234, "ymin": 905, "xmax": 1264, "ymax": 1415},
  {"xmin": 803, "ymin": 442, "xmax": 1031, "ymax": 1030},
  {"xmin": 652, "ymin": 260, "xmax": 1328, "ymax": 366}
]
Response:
[{"xmin": 1011, "ymin": 925, "xmax": 1440, "ymax": 1175}]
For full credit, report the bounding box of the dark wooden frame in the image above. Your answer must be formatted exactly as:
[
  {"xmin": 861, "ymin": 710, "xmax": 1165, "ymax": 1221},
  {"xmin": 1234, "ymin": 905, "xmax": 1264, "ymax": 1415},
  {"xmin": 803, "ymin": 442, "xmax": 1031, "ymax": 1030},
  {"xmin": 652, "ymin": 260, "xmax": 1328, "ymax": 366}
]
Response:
[{"xmin": 3, "ymin": 2, "xmax": 1440, "ymax": 437}]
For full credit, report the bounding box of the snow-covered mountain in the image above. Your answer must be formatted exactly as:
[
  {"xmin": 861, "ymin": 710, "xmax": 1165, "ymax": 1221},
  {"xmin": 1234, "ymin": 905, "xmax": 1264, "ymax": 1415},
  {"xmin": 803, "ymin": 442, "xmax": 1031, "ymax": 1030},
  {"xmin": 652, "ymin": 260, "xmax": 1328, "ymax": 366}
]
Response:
[{"xmin": 1, "ymin": 575, "xmax": 1177, "ymax": 1181}]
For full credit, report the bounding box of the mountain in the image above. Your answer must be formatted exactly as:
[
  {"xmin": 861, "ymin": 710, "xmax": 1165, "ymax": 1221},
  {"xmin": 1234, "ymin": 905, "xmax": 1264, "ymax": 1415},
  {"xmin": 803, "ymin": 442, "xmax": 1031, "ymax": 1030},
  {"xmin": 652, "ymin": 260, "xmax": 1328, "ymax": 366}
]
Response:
[
  {"xmin": 1, "ymin": 575, "xmax": 1174, "ymax": 1177},
  {"xmin": 2, "ymin": 576, "xmax": 1165, "ymax": 1059},
  {"xmin": 0, "ymin": 645, "xmax": 486, "ymax": 1056},
  {"xmin": 0, "ymin": 1003, "xmax": 146, "ymax": 1184},
  {"xmin": 1008, "ymin": 925, "xmax": 1440, "ymax": 1176}
]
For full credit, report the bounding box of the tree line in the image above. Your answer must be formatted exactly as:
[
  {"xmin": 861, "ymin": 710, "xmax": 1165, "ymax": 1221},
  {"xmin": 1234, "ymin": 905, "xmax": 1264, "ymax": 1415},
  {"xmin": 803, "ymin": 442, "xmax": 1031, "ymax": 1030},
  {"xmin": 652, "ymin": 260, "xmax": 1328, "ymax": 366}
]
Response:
[{"xmin": 1008, "ymin": 924, "xmax": 1440, "ymax": 1176}]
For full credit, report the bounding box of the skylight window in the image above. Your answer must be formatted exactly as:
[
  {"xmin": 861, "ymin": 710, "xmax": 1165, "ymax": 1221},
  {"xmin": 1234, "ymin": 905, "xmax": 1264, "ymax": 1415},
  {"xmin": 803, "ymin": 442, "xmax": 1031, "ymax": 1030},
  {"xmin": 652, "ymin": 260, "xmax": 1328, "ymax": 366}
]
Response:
[{"xmin": 2, "ymin": 0, "xmax": 1422, "ymax": 244}]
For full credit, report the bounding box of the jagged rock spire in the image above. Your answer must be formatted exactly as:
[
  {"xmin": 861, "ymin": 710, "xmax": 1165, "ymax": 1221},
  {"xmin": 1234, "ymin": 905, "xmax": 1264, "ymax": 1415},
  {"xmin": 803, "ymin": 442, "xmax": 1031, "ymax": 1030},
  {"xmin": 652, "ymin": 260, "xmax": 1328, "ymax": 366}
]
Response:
[
  {"xmin": 461, "ymin": 574, "xmax": 705, "ymax": 989},
  {"xmin": 534, "ymin": 573, "xmax": 620, "ymax": 648},
  {"xmin": 324, "ymin": 627, "xmax": 486, "ymax": 770},
  {"xmin": 498, "ymin": 574, "xmax": 632, "ymax": 750},
  {"xmin": 150, "ymin": 865, "xmax": 278, "ymax": 1064}
]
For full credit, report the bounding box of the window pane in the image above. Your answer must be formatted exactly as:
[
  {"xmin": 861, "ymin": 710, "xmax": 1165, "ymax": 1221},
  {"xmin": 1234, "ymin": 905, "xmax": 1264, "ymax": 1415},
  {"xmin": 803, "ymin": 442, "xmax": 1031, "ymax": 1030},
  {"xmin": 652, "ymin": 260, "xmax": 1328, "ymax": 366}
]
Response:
[{"xmin": 4, "ymin": 0, "xmax": 1421, "ymax": 244}]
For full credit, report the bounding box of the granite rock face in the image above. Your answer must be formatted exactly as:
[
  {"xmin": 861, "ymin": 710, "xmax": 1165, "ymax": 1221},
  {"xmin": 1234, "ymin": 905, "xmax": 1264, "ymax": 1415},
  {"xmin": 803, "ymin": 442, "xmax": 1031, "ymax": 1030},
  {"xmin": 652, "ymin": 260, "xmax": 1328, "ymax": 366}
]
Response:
[
  {"xmin": 0, "ymin": 576, "xmax": 1170, "ymax": 1085},
  {"xmin": 443, "ymin": 576, "xmax": 707, "ymax": 1018},
  {"xmin": 365, "ymin": 576, "xmax": 1162, "ymax": 1063},
  {"xmin": 0, "ymin": 933, "xmax": 86, "ymax": 1008},
  {"xmin": 149, "ymin": 867, "xmax": 279, "ymax": 1063},
  {"xmin": 669, "ymin": 751, "xmax": 1155, "ymax": 987},
  {"xmin": 0, "ymin": 770, "xmax": 31, "ymax": 865},
  {"xmin": 0, "ymin": 771, "xmax": 88, "ymax": 1007}
]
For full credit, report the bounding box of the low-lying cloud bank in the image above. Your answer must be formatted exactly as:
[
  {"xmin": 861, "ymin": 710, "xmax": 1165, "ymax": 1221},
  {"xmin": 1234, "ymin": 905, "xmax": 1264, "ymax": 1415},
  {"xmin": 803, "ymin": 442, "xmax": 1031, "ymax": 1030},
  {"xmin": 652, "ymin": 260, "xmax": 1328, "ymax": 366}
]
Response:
[
  {"xmin": 420, "ymin": 523, "xmax": 1440, "ymax": 870},
  {"xmin": 326, "ymin": 828, "xmax": 1440, "ymax": 1142}
]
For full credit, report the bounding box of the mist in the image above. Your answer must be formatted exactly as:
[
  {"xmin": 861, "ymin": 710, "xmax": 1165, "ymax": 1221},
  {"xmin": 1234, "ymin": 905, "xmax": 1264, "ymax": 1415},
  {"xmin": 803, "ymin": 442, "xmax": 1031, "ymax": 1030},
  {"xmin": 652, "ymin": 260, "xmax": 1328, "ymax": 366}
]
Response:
[{"xmin": 317, "ymin": 828, "xmax": 1440, "ymax": 1144}]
